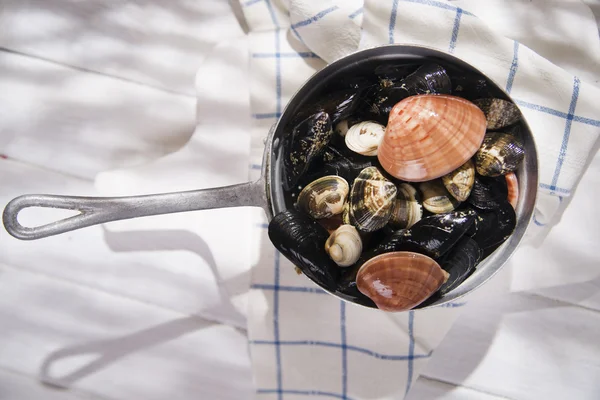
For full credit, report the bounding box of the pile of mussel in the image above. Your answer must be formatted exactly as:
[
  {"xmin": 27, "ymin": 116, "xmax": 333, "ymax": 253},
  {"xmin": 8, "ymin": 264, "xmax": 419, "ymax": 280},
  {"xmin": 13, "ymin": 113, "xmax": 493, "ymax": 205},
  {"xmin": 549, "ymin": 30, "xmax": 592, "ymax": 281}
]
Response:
[{"xmin": 268, "ymin": 63, "xmax": 525, "ymax": 312}]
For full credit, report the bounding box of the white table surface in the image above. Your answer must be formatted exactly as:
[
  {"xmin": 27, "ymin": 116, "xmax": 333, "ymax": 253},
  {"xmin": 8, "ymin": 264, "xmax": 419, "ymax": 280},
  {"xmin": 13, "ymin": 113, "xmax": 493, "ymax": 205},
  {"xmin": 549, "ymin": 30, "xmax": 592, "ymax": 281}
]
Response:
[{"xmin": 0, "ymin": 1, "xmax": 599, "ymax": 399}]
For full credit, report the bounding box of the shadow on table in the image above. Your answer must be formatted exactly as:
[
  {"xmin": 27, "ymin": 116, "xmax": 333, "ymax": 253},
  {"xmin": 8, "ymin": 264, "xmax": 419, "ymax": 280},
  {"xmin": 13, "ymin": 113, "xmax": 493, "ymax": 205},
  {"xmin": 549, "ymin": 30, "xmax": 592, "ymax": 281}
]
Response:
[
  {"xmin": 100, "ymin": 226, "xmax": 250, "ymax": 328},
  {"xmin": 38, "ymin": 226, "xmax": 251, "ymax": 389},
  {"xmin": 39, "ymin": 316, "xmax": 208, "ymax": 389}
]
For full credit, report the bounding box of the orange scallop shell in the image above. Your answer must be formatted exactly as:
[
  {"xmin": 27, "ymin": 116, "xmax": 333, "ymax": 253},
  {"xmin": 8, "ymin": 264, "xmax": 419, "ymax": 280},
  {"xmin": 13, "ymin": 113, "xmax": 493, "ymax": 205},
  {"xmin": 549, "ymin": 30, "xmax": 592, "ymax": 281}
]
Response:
[
  {"xmin": 377, "ymin": 95, "xmax": 487, "ymax": 182},
  {"xmin": 356, "ymin": 251, "xmax": 449, "ymax": 312},
  {"xmin": 505, "ymin": 172, "xmax": 519, "ymax": 209}
]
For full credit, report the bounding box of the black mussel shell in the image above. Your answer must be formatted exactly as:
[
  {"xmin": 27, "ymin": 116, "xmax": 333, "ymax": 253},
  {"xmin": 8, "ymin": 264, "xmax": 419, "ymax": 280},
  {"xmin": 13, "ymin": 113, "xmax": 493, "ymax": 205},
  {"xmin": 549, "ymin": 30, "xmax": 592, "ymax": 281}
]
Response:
[
  {"xmin": 438, "ymin": 236, "xmax": 482, "ymax": 295},
  {"xmin": 403, "ymin": 210, "xmax": 477, "ymax": 259},
  {"xmin": 359, "ymin": 85, "xmax": 412, "ymax": 124},
  {"xmin": 468, "ymin": 175, "xmax": 508, "ymax": 210},
  {"xmin": 321, "ymin": 157, "xmax": 375, "ymax": 185},
  {"xmin": 293, "ymin": 89, "xmax": 361, "ymax": 126},
  {"xmin": 374, "ymin": 63, "xmax": 420, "ymax": 87},
  {"xmin": 371, "ymin": 210, "xmax": 477, "ymax": 260},
  {"xmin": 284, "ymin": 112, "xmax": 333, "ymax": 190},
  {"xmin": 468, "ymin": 201, "xmax": 516, "ymax": 257},
  {"xmin": 450, "ymin": 72, "xmax": 492, "ymax": 101},
  {"xmin": 268, "ymin": 210, "xmax": 339, "ymax": 291},
  {"xmin": 336, "ymin": 75, "xmax": 378, "ymax": 91},
  {"xmin": 335, "ymin": 280, "xmax": 377, "ymax": 308},
  {"xmin": 399, "ymin": 63, "xmax": 452, "ymax": 96},
  {"xmin": 361, "ymin": 63, "xmax": 452, "ymax": 124}
]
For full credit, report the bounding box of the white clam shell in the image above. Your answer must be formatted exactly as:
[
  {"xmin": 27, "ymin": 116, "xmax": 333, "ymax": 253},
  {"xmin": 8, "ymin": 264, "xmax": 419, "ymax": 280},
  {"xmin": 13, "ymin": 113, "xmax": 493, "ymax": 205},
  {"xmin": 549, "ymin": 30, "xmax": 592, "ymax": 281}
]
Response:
[
  {"xmin": 325, "ymin": 224, "xmax": 362, "ymax": 267},
  {"xmin": 345, "ymin": 121, "xmax": 386, "ymax": 156}
]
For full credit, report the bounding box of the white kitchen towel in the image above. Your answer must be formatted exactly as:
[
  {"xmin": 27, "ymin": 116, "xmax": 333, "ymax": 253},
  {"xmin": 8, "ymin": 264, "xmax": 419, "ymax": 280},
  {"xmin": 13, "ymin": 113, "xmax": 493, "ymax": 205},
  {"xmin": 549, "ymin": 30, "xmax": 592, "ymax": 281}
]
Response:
[{"xmin": 241, "ymin": 0, "xmax": 600, "ymax": 399}]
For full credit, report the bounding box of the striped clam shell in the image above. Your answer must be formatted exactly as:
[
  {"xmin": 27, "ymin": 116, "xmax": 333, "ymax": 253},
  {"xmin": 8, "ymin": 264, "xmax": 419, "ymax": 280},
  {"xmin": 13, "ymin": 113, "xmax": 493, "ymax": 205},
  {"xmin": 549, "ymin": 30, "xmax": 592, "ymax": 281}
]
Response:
[
  {"xmin": 442, "ymin": 159, "xmax": 475, "ymax": 202},
  {"xmin": 349, "ymin": 166, "xmax": 397, "ymax": 233},
  {"xmin": 378, "ymin": 95, "xmax": 487, "ymax": 182},
  {"xmin": 473, "ymin": 98, "xmax": 521, "ymax": 130},
  {"xmin": 475, "ymin": 132, "xmax": 525, "ymax": 177},
  {"xmin": 388, "ymin": 183, "xmax": 422, "ymax": 229},
  {"xmin": 297, "ymin": 175, "xmax": 349, "ymax": 219}
]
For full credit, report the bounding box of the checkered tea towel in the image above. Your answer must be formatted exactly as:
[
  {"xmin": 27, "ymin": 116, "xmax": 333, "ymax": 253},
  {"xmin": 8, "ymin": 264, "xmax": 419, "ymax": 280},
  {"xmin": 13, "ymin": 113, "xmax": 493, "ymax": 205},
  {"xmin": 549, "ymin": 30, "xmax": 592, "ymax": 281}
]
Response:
[{"xmin": 241, "ymin": 0, "xmax": 600, "ymax": 399}]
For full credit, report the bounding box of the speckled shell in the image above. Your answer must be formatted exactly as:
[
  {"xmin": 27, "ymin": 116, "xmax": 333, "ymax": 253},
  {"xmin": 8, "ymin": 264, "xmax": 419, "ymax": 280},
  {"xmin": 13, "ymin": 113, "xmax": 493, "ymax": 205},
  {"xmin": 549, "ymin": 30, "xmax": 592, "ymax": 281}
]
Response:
[
  {"xmin": 473, "ymin": 98, "xmax": 521, "ymax": 130},
  {"xmin": 377, "ymin": 95, "xmax": 487, "ymax": 182},
  {"xmin": 345, "ymin": 121, "xmax": 386, "ymax": 156},
  {"xmin": 419, "ymin": 180, "xmax": 460, "ymax": 214},
  {"xmin": 389, "ymin": 183, "xmax": 422, "ymax": 229},
  {"xmin": 349, "ymin": 167, "xmax": 397, "ymax": 233},
  {"xmin": 475, "ymin": 132, "xmax": 525, "ymax": 177},
  {"xmin": 505, "ymin": 172, "xmax": 519, "ymax": 209},
  {"xmin": 442, "ymin": 159, "xmax": 475, "ymax": 202},
  {"xmin": 297, "ymin": 175, "xmax": 349, "ymax": 219},
  {"xmin": 325, "ymin": 225, "xmax": 363, "ymax": 267},
  {"xmin": 356, "ymin": 251, "xmax": 449, "ymax": 312}
]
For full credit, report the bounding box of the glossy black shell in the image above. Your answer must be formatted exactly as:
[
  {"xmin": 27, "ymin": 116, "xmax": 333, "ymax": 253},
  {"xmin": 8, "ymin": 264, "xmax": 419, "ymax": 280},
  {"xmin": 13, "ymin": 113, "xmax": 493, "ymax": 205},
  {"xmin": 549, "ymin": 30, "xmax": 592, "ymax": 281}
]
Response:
[{"xmin": 268, "ymin": 210, "xmax": 339, "ymax": 291}]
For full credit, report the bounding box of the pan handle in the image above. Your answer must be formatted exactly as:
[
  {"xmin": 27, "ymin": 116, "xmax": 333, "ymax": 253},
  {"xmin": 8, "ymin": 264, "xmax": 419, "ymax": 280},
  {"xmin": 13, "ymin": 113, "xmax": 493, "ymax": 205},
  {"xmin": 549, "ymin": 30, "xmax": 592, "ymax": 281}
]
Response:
[{"xmin": 3, "ymin": 180, "xmax": 268, "ymax": 241}]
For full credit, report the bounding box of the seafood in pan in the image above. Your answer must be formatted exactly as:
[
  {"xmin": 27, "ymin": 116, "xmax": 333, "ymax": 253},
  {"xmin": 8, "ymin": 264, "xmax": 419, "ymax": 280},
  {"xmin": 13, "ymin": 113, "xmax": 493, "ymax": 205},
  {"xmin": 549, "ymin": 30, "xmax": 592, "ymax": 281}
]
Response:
[{"xmin": 274, "ymin": 62, "xmax": 525, "ymax": 311}]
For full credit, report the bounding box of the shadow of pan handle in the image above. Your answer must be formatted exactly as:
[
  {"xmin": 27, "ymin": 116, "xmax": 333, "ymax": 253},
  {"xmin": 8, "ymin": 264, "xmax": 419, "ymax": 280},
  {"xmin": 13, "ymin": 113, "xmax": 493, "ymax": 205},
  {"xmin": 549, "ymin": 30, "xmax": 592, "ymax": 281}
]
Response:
[{"xmin": 3, "ymin": 179, "xmax": 267, "ymax": 241}]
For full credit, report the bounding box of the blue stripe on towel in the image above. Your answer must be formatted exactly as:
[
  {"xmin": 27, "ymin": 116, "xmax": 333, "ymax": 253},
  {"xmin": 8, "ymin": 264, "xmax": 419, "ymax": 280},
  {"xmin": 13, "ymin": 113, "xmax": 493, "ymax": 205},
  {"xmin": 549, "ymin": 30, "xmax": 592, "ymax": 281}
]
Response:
[
  {"xmin": 340, "ymin": 302, "xmax": 348, "ymax": 398},
  {"xmin": 251, "ymin": 339, "xmax": 433, "ymax": 361},
  {"xmin": 402, "ymin": 0, "xmax": 474, "ymax": 16},
  {"xmin": 505, "ymin": 41, "xmax": 520, "ymax": 93},
  {"xmin": 291, "ymin": 6, "xmax": 339, "ymax": 29},
  {"xmin": 405, "ymin": 311, "xmax": 416, "ymax": 395},
  {"xmin": 448, "ymin": 8, "xmax": 463, "ymax": 53},
  {"xmin": 549, "ymin": 77, "xmax": 580, "ymax": 193},
  {"xmin": 389, "ymin": 0, "xmax": 400, "ymax": 43},
  {"xmin": 348, "ymin": 7, "xmax": 363, "ymax": 19}
]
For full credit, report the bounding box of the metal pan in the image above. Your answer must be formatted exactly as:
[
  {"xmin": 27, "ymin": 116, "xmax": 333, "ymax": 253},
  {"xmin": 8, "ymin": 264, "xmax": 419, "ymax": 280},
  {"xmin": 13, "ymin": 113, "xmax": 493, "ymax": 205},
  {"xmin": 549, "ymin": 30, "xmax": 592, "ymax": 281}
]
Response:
[{"xmin": 2, "ymin": 45, "xmax": 538, "ymax": 309}]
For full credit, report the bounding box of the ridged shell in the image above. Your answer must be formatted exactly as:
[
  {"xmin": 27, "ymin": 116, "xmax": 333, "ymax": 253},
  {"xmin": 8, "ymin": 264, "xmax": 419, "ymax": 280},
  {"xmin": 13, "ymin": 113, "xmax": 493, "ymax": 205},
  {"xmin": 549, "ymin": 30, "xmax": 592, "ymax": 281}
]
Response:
[
  {"xmin": 356, "ymin": 251, "xmax": 449, "ymax": 312},
  {"xmin": 297, "ymin": 175, "xmax": 349, "ymax": 219},
  {"xmin": 475, "ymin": 132, "xmax": 525, "ymax": 177},
  {"xmin": 268, "ymin": 210, "xmax": 339, "ymax": 290},
  {"xmin": 349, "ymin": 167, "xmax": 397, "ymax": 232},
  {"xmin": 325, "ymin": 225, "xmax": 363, "ymax": 267},
  {"xmin": 342, "ymin": 201, "xmax": 351, "ymax": 225},
  {"xmin": 345, "ymin": 121, "xmax": 386, "ymax": 156},
  {"xmin": 419, "ymin": 180, "xmax": 460, "ymax": 214},
  {"xmin": 505, "ymin": 172, "xmax": 519, "ymax": 209},
  {"xmin": 473, "ymin": 98, "xmax": 521, "ymax": 130},
  {"xmin": 389, "ymin": 183, "xmax": 422, "ymax": 229},
  {"xmin": 442, "ymin": 159, "xmax": 475, "ymax": 202},
  {"xmin": 378, "ymin": 95, "xmax": 487, "ymax": 182}
]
